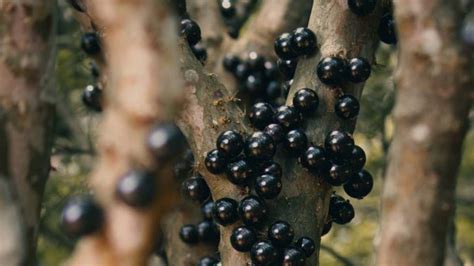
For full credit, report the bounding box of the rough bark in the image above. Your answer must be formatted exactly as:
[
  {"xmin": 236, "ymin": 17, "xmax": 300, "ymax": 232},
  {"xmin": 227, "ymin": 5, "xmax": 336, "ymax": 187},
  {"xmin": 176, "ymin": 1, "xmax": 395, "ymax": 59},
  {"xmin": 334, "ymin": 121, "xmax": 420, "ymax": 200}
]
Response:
[
  {"xmin": 67, "ymin": 0, "xmax": 184, "ymax": 265},
  {"xmin": 0, "ymin": 1, "xmax": 56, "ymax": 264},
  {"xmin": 377, "ymin": 1, "xmax": 473, "ymax": 265}
]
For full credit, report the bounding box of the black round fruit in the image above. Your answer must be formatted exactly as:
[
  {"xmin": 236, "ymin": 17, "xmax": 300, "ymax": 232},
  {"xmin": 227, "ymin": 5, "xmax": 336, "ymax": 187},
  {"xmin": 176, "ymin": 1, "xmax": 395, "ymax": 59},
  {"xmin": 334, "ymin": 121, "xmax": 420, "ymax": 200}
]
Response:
[
  {"xmin": 61, "ymin": 197, "xmax": 103, "ymax": 238},
  {"xmin": 147, "ymin": 122, "xmax": 187, "ymax": 161},
  {"xmin": 296, "ymin": 237, "xmax": 316, "ymax": 257},
  {"xmin": 245, "ymin": 74, "xmax": 265, "ymax": 94},
  {"xmin": 226, "ymin": 160, "xmax": 253, "ymax": 185},
  {"xmin": 238, "ymin": 195, "xmax": 267, "ymax": 225},
  {"xmin": 326, "ymin": 163, "xmax": 353, "ymax": 186},
  {"xmin": 275, "ymin": 32, "xmax": 297, "ymax": 60},
  {"xmin": 213, "ymin": 198, "xmax": 239, "ymax": 226},
  {"xmin": 220, "ymin": 0, "xmax": 236, "ymax": 18},
  {"xmin": 344, "ymin": 169, "xmax": 374, "ymax": 199},
  {"xmin": 379, "ymin": 13, "xmax": 397, "ymax": 45},
  {"xmin": 182, "ymin": 175, "xmax": 210, "ymax": 202},
  {"xmin": 223, "ymin": 54, "xmax": 241, "ymax": 72},
  {"xmin": 284, "ymin": 129, "xmax": 308, "ymax": 155},
  {"xmin": 268, "ymin": 221, "xmax": 295, "ymax": 247},
  {"xmin": 248, "ymin": 102, "xmax": 275, "ymax": 130},
  {"xmin": 197, "ymin": 256, "xmax": 220, "ymax": 266},
  {"xmin": 179, "ymin": 224, "xmax": 199, "ymax": 244},
  {"xmin": 247, "ymin": 51, "xmax": 266, "ymax": 72},
  {"xmin": 348, "ymin": 0, "xmax": 377, "ymax": 16},
  {"xmin": 205, "ymin": 149, "xmax": 227, "ymax": 174},
  {"xmin": 201, "ymin": 200, "xmax": 215, "ymax": 220},
  {"xmin": 335, "ymin": 95, "xmax": 360, "ymax": 119},
  {"xmin": 255, "ymin": 174, "xmax": 282, "ymax": 199},
  {"xmin": 290, "ymin": 27, "xmax": 317, "ymax": 56},
  {"xmin": 230, "ymin": 226, "xmax": 258, "ymax": 252},
  {"xmin": 180, "ymin": 19, "xmax": 201, "ymax": 46},
  {"xmin": 282, "ymin": 247, "xmax": 306, "ymax": 266},
  {"xmin": 260, "ymin": 161, "xmax": 283, "ymax": 179},
  {"xmin": 330, "ymin": 199, "xmax": 355, "ymax": 224},
  {"xmin": 324, "ymin": 130, "xmax": 355, "ymax": 159},
  {"xmin": 277, "ymin": 58, "xmax": 298, "ymax": 80},
  {"xmin": 299, "ymin": 146, "xmax": 330, "ymax": 173},
  {"xmin": 265, "ymin": 81, "xmax": 282, "ymax": 99},
  {"xmin": 316, "ymin": 57, "xmax": 348, "ymax": 86},
  {"xmin": 116, "ymin": 170, "xmax": 155, "ymax": 207},
  {"xmin": 250, "ymin": 241, "xmax": 280, "ymax": 266},
  {"xmin": 264, "ymin": 123, "xmax": 286, "ymax": 144},
  {"xmin": 191, "ymin": 43, "xmax": 207, "ymax": 64},
  {"xmin": 234, "ymin": 62, "xmax": 251, "ymax": 80},
  {"xmin": 197, "ymin": 220, "xmax": 220, "ymax": 243},
  {"xmin": 275, "ymin": 106, "xmax": 302, "ymax": 129},
  {"xmin": 244, "ymin": 132, "xmax": 276, "ymax": 161},
  {"xmin": 81, "ymin": 32, "xmax": 101, "ymax": 55},
  {"xmin": 264, "ymin": 61, "xmax": 279, "ymax": 79},
  {"xmin": 293, "ymin": 88, "xmax": 319, "ymax": 114},
  {"xmin": 349, "ymin": 145, "xmax": 366, "ymax": 171},
  {"xmin": 321, "ymin": 220, "xmax": 333, "ymax": 236},
  {"xmin": 67, "ymin": 0, "xmax": 86, "ymax": 12},
  {"xmin": 82, "ymin": 85, "xmax": 103, "ymax": 112},
  {"xmin": 216, "ymin": 130, "xmax": 244, "ymax": 158},
  {"xmin": 348, "ymin": 57, "xmax": 371, "ymax": 83}
]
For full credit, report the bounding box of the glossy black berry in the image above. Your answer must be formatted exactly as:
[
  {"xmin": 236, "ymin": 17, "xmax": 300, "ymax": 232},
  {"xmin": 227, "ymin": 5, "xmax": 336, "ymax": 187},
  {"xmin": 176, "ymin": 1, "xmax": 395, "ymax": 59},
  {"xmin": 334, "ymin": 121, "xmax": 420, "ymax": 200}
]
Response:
[
  {"xmin": 216, "ymin": 130, "xmax": 244, "ymax": 158},
  {"xmin": 179, "ymin": 224, "xmax": 199, "ymax": 244},
  {"xmin": 275, "ymin": 106, "xmax": 302, "ymax": 129},
  {"xmin": 174, "ymin": 148, "xmax": 194, "ymax": 179},
  {"xmin": 349, "ymin": 145, "xmax": 366, "ymax": 171},
  {"xmin": 223, "ymin": 54, "xmax": 241, "ymax": 72},
  {"xmin": 255, "ymin": 174, "xmax": 282, "ymax": 199},
  {"xmin": 205, "ymin": 149, "xmax": 227, "ymax": 174},
  {"xmin": 226, "ymin": 160, "xmax": 252, "ymax": 185},
  {"xmin": 379, "ymin": 13, "xmax": 397, "ymax": 45},
  {"xmin": 348, "ymin": 0, "xmax": 377, "ymax": 16},
  {"xmin": 197, "ymin": 256, "xmax": 220, "ymax": 266},
  {"xmin": 321, "ymin": 220, "xmax": 332, "ymax": 236},
  {"xmin": 201, "ymin": 200, "xmax": 215, "ymax": 220},
  {"xmin": 330, "ymin": 199, "xmax": 355, "ymax": 224},
  {"xmin": 326, "ymin": 163, "xmax": 353, "ymax": 186},
  {"xmin": 180, "ymin": 19, "xmax": 201, "ymax": 46},
  {"xmin": 260, "ymin": 161, "xmax": 283, "ymax": 179},
  {"xmin": 348, "ymin": 57, "xmax": 371, "ymax": 83},
  {"xmin": 268, "ymin": 221, "xmax": 295, "ymax": 247},
  {"xmin": 277, "ymin": 58, "xmax": 298, "ymax": 80},
  {"xmin": 61, "ymin": 197, "xmax": 103, "ymax": 238},
  {"xmin": 282, "ymin": 247, "xmax": 306, "ymax": 266},
  {"xmin": 116, "ymin": 170, "xmax": 155, "ymax": 207},
  {"xmin": 234, "ymin": 62, "xmax": 251, "ymax": 80},
  {"xmin": 147, "ymin": 122, "xmax": 187, "ymax": 161},
  {"xmin": 330, "ymin": 193, "xmax": 346, "ymax": 205},
  {"xmin": 264, "ymin": 61, "xmax": 279, "ymax": 79},
  {"xmin": 335, "ymin": 95, "xmax": 360, "ymax": 119},
  {"xmin": 191, "ymin": 43, "xmax": 207, "ymax": 64},
  {"xmin": 213, "ymin": 198, "xmax": 239, "ymax": 226},
  {"xmin": 293, "ymin": 88, "xmax": 319, "ymax": 114},
  {"xmin": 299, "ymin": 146, "xmax": 330, "ymax": 173},
  {"xmin": 67, "ymin": 0, "xmax": 86, "ymax": 12},
  {"xmin": 290, "ymin": 27, "xmax": 317, "ymax": 56},
  {"xmin": 250, "ymin": 241, "xmax": 280, "ymax": 266},
  {"xmin": 264, "ymin": 123, "xmax": 286, "ymax": 144},
  {"xmin": 248, "ymin": 102, "xmax": 275, "ymax": 130},
  {"xmin": 344, "ymin": 169, "xmax": 374, "ymax": 199},
  {"xmin": 247, "ymin": 51, "xmax": 266, "ymax": 71},
  {"xmin": 182, "ymin": 175, "xmax": 210, "ymax": 202},
  {"xmin": 197, "ymin": 220, "xmax": 220, "ymax": 243},
  {"xmin": 245, "ymin": 74, "xmax": 265, "ymax": 94},
  {"xmin": 265, "ymin": 81, "xmax": 282, "ymax": 99},
  {"xmin": 244, "ymin": 132, "xmax": 276, "ymax": 161},
  {"xmin": 275, "ymin": 33, "xmax": 297, "ymax": 60},
  {"xmin": 238, "ymin": 196, "xmax": 267, "ymax": 225},
  {"xmin": 231, "ymin": 226, "xmax": 258, "ymax": 252},
  {"xmin": 284, "ymin": 129, "xmax": 308, "ymax": 155},
  {"xmin": 296, "ymin": 237, "xmax": 316, "ymax": 257},
  {"xmin": 81, "ymin": 32, "xmax": 101, "ymax": 55},
  {"xmin": 220, "ymin": 0, "xmax": 236, "ymax": 18},
  {"xmin": 82, "ymin": 85, "xmax": 103, "ymax": 112},
  {"xmin": 316, "ymin": 57, "xmax": 348, "ymax": 86},
  {"xmin": 324, "ymin": 130, "xmax": 355, "ymax": 159}
]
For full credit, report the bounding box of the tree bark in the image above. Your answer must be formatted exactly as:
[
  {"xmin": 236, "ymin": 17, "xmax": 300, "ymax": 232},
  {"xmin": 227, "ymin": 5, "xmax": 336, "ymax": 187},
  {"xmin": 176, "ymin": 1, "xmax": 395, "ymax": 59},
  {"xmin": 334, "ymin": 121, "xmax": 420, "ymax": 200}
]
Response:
[
  {"xmin": 377, "ymin": 1, "xmax": 473, "ymax": 265},
  {"xmin": 0, "ymin": 1, "xmax": 56, "ymax": 264}
]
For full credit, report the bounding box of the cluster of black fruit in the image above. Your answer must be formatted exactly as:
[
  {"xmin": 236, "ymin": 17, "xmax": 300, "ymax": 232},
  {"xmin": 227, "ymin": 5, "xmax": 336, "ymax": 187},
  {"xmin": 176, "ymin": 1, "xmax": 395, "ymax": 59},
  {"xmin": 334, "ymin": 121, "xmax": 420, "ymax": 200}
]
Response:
[
  {"xmin": 79, "ymin": 31, "xmax": 103, "ymax": 112},
  {"xmin": 218, "ymin": 0, "xmax": 259, "ymax": 39}
]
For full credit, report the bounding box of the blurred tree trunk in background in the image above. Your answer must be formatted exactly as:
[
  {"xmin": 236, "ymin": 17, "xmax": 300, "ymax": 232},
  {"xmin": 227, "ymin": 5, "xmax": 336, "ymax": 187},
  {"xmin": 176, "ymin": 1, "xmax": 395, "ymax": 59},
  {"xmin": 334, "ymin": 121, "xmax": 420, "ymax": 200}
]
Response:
[
  {"xmin": 377, "ymin": 0, "xmax": 472, "ymax": 265},
  {"xmin": 0, "ymin": 1, "xmax": 56, "ymax": 264}
]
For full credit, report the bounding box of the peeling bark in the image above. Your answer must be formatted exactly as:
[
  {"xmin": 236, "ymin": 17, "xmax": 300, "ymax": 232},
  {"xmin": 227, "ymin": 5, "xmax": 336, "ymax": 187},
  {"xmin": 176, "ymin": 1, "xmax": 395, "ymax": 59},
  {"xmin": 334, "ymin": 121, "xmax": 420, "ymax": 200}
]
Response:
[{"xmin": 377, "ymin": 1, "xmax": 473, "ymax": 265}]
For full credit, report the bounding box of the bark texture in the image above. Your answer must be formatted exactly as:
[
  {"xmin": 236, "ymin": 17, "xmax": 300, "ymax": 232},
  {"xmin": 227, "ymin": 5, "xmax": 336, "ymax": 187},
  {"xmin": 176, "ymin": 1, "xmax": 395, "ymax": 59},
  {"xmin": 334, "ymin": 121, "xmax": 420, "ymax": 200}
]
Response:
[
  {"xmin": 0, "ymin": 1, "xmax": 56, "ymax": 264},
  {"xmin": 377, "ymin": 1, "xmax": 473, "ymax": 265},
  {"xmin": 68, "ymin": 0, "xmax": 184, "ymax": 265}
]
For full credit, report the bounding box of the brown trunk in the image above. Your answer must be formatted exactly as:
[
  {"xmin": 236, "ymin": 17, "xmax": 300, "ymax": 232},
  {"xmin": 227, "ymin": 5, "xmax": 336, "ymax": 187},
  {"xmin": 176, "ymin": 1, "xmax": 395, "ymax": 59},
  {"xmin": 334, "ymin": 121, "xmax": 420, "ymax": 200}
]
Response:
[
  {"xmin": 377, "ymin": 1, "xmax": 472, "ymax": 265},
  {"xmin": 0, "ymin": 1, "xmax": 56, "ymax": 264}
]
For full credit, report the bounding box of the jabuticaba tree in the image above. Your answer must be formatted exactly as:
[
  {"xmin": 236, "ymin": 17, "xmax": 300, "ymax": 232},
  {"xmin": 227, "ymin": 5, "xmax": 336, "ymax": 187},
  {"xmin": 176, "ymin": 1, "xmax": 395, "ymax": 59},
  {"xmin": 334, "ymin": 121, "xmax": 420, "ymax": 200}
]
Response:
[
  {"xmin": 0, "ymin": 1, "xmax": 56, "ymax": 265},
  {"xmin": 377, "ymin": 0, "xmax": 473, "ymax": 265}
]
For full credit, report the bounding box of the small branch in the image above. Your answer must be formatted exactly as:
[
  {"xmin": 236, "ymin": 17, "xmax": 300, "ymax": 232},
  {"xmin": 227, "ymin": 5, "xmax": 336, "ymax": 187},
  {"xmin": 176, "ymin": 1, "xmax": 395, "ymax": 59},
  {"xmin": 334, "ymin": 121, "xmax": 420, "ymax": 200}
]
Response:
[{"xmin": 320, "ymin": 244, "xmax": 355, "ymax": 266}]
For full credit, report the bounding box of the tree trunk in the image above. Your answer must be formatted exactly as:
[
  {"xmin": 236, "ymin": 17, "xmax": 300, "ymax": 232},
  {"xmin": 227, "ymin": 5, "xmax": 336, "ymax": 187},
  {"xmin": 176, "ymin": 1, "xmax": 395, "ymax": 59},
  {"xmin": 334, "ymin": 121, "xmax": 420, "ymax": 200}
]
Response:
[
  {"xmin": 377, "ymin": 1, "xmax": 473, "ymax": 265},
  {"xmin": 0, "ymin": 1, "xmax": 56, "ymax": 264}
]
